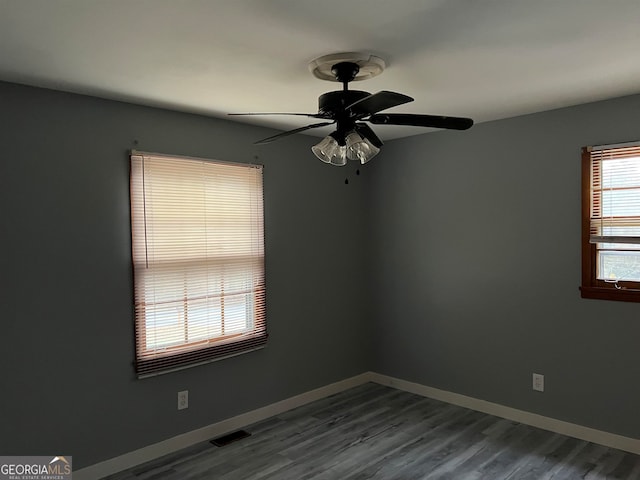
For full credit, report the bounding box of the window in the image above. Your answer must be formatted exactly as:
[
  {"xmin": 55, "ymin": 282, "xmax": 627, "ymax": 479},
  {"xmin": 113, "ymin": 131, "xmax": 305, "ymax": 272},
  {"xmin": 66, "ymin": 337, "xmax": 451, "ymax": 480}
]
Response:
[
  {"xmin": 130, "ymin": 151, "xmax": 266, "ymax": 377},
  {"xmin": 581, "ymin": 143, "xmax": 640, "ymax": 302}
]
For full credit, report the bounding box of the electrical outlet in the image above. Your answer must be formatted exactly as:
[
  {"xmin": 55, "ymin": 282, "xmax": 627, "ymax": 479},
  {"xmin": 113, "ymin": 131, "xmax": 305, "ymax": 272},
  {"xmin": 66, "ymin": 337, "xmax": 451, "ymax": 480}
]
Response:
[
  {"xmin": 178, "ymin": 390, "xmax": 189, "ymax": 410},
  {"xmin": 532, "ymin": 373, "xmax": 544, "ymax": 392}
]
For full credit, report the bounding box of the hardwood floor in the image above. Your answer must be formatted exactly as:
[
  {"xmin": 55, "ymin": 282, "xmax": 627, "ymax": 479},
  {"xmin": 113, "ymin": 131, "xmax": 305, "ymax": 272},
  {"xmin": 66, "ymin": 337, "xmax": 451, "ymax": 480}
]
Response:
[{"xmin": 103, "ymin": 383, "xmax": 640, "ymax": 479}]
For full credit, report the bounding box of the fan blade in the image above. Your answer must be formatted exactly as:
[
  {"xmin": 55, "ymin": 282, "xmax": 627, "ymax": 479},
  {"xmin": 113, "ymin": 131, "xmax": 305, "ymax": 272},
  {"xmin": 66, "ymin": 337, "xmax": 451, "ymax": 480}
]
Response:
[
  {"xmin": 254, "ymin": 121, "xmax": 334, "ymax": 145},
  {"xmin": 346, "ymin": 91, "xmax": 414, "ymax": 116},
  {"xmin": 368, "ymin": 113, "xmax": 473, "ymax": 130},
  {"xmin": 229, "ymin": 112, "xmax": 330, "ymax": 119},
  {"xmin": 355, "ymin": 123, "xmax": 383, "ymax": 148}
]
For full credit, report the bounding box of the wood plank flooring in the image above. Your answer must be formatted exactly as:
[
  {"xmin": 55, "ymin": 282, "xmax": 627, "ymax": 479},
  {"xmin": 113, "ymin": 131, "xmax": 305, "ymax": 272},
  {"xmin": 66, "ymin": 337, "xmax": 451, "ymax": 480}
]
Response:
[{"xmin": 103, "ymin": 383, "xmax": 640, "ymax": 479}]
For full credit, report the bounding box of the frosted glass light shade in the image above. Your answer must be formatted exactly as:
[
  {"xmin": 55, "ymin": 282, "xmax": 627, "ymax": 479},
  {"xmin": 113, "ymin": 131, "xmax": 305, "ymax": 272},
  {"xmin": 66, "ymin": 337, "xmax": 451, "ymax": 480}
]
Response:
[
  {"xmin": 312, "ymin": 135, "xmax": 347, "ymax": 166},
  {"xmin": 345, "ymin": 131, "xmax": 380, "ymax": 164}
]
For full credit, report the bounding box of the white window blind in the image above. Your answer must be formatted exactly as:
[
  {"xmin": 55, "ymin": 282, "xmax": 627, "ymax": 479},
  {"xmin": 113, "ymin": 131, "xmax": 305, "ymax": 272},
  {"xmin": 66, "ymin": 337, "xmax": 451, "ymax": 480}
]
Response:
[
  {"xmin": 130, "ymin": 152, "xmax": 266, "ymax": 378},
  {"xmin": 588, "ymin": 143, "xmax": 640, "ymax": 282}
]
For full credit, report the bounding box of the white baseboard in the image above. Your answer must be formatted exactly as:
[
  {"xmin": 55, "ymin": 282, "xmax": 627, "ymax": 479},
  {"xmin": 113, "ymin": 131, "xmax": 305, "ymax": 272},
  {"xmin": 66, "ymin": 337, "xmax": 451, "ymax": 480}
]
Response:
[
  {"xmin": 369, "ymin": 372, "xmax": 640, "ymax": 456},
  {"xmin": 76, "ymin": 371, "xmax": 640, "ymax": 479},
  {"xmin": 74, "ymin": 372, "xmax": 373, "ymax": 480}
]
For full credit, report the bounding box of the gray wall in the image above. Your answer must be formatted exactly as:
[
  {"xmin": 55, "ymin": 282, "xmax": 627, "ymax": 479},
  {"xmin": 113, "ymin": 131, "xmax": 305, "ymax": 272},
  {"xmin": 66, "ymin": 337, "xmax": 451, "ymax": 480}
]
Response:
[
  {"xmin": 369, "ymin": 94, "xmax": 640, "ymax": 439},
  {"xmin": 0, "ymin": 81, "xmax": 372, "ymax": 468}
]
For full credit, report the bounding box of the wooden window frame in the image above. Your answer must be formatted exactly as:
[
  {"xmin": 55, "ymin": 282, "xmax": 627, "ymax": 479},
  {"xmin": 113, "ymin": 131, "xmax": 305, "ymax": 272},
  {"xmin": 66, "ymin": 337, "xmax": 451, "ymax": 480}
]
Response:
[{"xmin": 580, "ymin": 146, "xmax": 640, "ymax": 302}]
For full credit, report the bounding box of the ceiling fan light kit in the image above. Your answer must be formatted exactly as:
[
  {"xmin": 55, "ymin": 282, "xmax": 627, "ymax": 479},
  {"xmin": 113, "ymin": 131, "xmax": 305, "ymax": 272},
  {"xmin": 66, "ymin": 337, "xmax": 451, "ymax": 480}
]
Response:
[
  {"xmin": 312, "ymin": 129, "xmax": 381, "ymax": 166},
  {"xmin": 230, "ymin": 52, "xmax": 473, "ymax": 166}
]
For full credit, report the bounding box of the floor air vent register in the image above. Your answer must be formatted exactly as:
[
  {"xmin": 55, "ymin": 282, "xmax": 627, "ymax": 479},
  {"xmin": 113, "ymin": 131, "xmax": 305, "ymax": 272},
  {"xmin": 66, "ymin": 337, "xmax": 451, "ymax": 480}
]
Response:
[{"xmin": 210, "ymin": 430, "xmax": 252, "ymax": 447}]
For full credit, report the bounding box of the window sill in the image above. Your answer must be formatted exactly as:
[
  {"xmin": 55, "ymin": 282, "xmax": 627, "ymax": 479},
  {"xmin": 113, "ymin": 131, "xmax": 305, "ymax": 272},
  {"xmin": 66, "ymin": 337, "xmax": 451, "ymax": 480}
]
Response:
[{"xmin": 580, "ymin": 286, "xmax": 640, "ymax": 303}]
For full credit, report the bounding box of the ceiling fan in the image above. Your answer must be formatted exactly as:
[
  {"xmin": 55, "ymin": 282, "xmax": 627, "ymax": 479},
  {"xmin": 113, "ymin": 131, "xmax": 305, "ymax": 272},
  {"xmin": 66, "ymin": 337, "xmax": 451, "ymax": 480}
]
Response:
[{"xmin": 230, "ymin": 53, "xmax": 473, "ymax": 166}]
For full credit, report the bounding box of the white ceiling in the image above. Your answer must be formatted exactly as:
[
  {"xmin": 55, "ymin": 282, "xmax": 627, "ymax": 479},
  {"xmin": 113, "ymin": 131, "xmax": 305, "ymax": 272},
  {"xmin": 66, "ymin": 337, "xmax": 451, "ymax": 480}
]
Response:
[{"xmin": 1, "ymin": 0, "xmax": 640, "ymax": 141}]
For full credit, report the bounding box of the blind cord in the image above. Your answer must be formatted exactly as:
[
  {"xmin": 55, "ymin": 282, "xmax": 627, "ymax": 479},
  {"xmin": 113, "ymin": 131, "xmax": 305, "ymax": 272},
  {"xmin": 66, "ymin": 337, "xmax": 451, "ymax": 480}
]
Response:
[{"xmin": 141, "ymin": 156, "xmax": 149, "ymax": 268}]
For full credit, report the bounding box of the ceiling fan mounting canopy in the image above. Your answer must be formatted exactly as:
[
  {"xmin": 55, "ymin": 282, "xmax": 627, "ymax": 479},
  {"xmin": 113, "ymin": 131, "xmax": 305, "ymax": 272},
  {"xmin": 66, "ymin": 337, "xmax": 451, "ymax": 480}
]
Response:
[
  {"xmin": 309, "ymin": 52, "xmax": 386, "ymax": 82},
  {"xmin": 229, "ymin": 52, "xmax": 474, "ymax": 166},
  {"xmin": 330, "ymin": 61, "xmax": 361, "ymax": 84}
]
